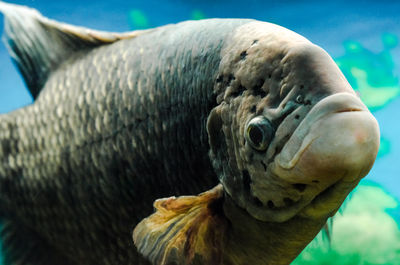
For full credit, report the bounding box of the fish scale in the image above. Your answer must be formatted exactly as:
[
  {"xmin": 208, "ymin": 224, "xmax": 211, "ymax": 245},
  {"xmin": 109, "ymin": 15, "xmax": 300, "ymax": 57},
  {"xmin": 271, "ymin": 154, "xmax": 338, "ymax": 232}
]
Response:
[{"xmin": 0, "ymin": 8, "xmax": 246, "ymax": 264}]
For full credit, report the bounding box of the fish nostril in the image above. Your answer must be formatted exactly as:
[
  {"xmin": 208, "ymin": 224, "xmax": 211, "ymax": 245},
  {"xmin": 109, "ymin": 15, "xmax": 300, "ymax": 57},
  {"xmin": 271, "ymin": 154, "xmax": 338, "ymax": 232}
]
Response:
[
  {"xmin": 267, "ymin": 200, "xmax": 275, "ymax": 209},
  {"xmin": 293, "ymin": 183, "xmax": 307, "ymax": 192},
  {"xmin": 240, "ymin": 51, "xmax": 248, "ymax": 60},
  {"xmin": 283, "ymin": 197, "xmax": 295, "ymax": 207}
]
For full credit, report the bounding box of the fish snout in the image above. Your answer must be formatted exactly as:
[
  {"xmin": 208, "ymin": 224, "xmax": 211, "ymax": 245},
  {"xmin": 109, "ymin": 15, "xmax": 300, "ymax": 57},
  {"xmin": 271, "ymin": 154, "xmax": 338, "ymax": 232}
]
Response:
[{"xmin": 270, "ymin": 93, "xmax": 379, "ymax": 219}]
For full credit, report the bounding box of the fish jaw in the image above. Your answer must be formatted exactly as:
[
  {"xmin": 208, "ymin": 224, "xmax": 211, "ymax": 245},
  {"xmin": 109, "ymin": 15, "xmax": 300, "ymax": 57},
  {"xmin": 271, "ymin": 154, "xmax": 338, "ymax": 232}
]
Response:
[{"xmin": 248, "ymin": 93, "xmax": 380, "ymax": 222}]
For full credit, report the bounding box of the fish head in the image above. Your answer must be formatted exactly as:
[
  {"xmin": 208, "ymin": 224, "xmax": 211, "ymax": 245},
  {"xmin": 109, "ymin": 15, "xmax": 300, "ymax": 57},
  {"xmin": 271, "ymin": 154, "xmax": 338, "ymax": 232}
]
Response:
[{"xmin": 207, "ymin": 22, "xmax": 380, "ymax": 223}]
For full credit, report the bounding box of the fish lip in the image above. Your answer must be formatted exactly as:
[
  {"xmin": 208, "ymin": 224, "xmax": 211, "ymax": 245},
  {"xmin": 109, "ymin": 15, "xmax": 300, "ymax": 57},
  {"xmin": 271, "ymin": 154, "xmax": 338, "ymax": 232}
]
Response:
[{"xmin": 274, "ymin": 92, "xmax": 369, "ymax": 170}]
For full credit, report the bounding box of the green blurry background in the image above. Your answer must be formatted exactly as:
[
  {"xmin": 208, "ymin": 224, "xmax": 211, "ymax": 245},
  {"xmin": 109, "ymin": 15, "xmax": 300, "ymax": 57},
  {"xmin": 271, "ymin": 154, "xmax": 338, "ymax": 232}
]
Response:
[{"xmin": 0, "ymin": 0, "xmax": 400, "ymax": 264}]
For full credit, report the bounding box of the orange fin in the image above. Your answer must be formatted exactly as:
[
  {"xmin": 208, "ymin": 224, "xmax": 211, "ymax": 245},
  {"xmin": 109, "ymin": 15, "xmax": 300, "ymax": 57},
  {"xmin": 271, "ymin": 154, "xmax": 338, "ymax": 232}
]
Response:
[{"xmin": 133, "ymin": 185, "xmax": 229, "ymax": 265}]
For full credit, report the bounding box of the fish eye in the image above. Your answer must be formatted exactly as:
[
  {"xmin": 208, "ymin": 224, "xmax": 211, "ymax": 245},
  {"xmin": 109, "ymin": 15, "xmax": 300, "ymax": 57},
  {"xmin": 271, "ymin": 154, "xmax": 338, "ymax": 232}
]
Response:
[{"xmin": 245, "ymin": 116, "xmax": 274, "ymax": 151}]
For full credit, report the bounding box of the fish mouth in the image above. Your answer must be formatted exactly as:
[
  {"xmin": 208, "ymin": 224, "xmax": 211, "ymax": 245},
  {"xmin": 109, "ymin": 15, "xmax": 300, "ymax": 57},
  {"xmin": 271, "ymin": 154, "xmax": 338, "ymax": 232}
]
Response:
[{"xmin": 245, "ymin": 93, "xmax": 380, "ymax": 222}]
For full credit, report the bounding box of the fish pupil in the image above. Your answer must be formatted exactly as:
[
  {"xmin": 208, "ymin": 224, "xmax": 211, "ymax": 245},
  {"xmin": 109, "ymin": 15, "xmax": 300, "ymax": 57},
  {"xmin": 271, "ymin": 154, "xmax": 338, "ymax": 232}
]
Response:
[
  {"xmin": 246, "ymin": 116, "xmax": 273, "ymax": 151},
  {"xmin": 249, "ymin": 125, "xmax": 264, "ymax": 146}
]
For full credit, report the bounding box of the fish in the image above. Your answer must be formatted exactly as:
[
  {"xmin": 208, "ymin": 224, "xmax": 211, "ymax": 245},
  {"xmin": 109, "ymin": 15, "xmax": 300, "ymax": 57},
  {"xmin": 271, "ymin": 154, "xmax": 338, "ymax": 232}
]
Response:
[{"xmin": 0, "ymin": 2, "xmax": 379, "ymax": 265}]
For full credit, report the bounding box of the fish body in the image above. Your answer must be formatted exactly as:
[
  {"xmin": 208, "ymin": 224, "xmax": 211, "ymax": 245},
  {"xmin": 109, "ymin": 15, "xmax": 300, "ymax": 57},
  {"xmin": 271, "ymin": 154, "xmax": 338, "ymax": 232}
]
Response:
[
  {"xmin": 0, "ymin": 2, "xmax": 379, "ymax": 265},
  {"xmin": 0, "ymin": 6, "xmax": 242, "ymax": 265}
]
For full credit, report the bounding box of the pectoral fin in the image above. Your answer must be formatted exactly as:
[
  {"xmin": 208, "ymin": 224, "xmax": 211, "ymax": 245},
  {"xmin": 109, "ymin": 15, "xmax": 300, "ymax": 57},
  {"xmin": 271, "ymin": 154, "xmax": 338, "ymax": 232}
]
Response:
[{"xmin": 133, "ymin": 185, "xmax": 228, "ymax": 265}]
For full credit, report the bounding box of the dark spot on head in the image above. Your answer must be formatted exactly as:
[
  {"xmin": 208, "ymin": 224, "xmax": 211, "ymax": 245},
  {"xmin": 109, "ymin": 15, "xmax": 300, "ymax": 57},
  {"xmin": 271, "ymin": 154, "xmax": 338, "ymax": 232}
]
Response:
[
  {"xmin": 268, "ymin": 74, "xmax": 272, "ymax": 79},
  {"xmin": 284, "ymin": 197, "xmax": 295, "ymax": 207},
  {"xmin": 216, "ymin": 75, "xmax": 223, "ymax": 83},
  {"xmin": 253, "ymin": 79, "xmax": 265, "ymax": 90},
  {"xmin": 250, "ymin": 105, "xmax": 256, "ymax": 113},
  {"xmin": 300, "ymin": 85, "xmax": 304, "ymax": 90},
  {"xmin": 254, "ymin": 90, "xmax": 267, "ymax": 98},
  {"xmin": 240, "ymin": 51, "xmax": 247, "ymax": 60},
  {"xmin": 312, "ymin": 180, "xmax": 320, "ymax": 183},
  {"xmin": 293, "ymin": 183, "xmax": 307, "ymax": 192},
  {"xmin": 231, "ymin": 85, "xmax": 246, "ymax": 97},
  {"xmin": 252, "ymin": 79, "xmax": 267, "ymax": 98},
  {"xmin": 253, "ymin": 197, "xmax": 263, "ymax": 207},
  {"xmin": 267, "ymin": 200, "xmax": 275, "ymax": 209},
  {"xmin": 295, "ymin": 114, "xmax": 300, "ymax": 119},
  {"xmin": 242, "ymin": 170, "xmax": 251, "ymax": 193},
  {"xmin": 228, "ymin": 74, "xmax": 235, "ymax": 83},
  {"xmin": 260, "ymin": 161, "xmax": 267, "ymax": 171}
]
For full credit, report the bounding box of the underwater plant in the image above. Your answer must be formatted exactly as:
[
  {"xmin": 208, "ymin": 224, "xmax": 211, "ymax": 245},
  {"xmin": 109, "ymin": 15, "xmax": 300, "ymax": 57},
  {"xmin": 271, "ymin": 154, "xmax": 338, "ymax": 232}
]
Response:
[
  {"xmin": 335, "ymin": 33, "xmax": 400, "ymax": 111},
  {"xmin": 294, "ymin": 183, "xmax": 400, "ymax": 265}
]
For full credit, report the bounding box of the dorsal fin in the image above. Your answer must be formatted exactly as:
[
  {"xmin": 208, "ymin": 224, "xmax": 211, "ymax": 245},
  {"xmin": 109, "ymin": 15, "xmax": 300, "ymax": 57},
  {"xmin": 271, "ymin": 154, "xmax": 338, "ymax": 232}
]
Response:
[{"xmin": 0, "ymin": 2, "xmax": 148, "ymax": 99}]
